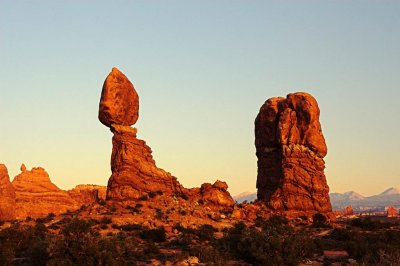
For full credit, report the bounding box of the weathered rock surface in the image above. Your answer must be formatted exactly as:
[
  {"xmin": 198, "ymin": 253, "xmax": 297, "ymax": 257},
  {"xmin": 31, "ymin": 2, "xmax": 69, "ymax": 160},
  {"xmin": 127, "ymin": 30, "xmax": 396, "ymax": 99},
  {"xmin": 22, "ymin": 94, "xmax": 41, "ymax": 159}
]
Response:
[
  {"xmin": 342, "ymin": 205, "xmax": 354, "ymax": 216},
  {"xmin": 255, "ymin": 92, "xmax": 332, "ymax": 213},
  {"xmin": 99, "ymin": 68, "xmax": 234, "ymax": 208},
  {"xmin": 199, "ymin": 181, "xmax": 235, "ymax": 207},
  {"xmin": 68, "ymin": 185, "xmax": 107, "ymax": 204},
  {"xmin": 99, "ymin": 67, "xmax": 139, "ymax": 127},
  {"xmin": 106, "ymin": 124, "xmax": 184, "ymax": 202},
  {"xmin": 12, "ymin": 165, "xmax": 80, "ymax": 219},
  {"xmin": 0, "ymin": 164, "xmax": 16, "ymax": 220},
  {"xmin": 387, "ymin": 206, "xmax": 397, "ymax": 217}
]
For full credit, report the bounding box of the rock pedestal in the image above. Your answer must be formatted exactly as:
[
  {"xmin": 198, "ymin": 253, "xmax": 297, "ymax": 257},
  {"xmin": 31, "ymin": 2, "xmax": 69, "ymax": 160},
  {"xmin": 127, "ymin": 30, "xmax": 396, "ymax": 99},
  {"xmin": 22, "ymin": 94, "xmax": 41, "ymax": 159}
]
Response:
[
  {"xmin": 99, "ymin": 68, "xmax": 184, "ymax": 202},
  {"xmin": 255, "ymin": 92, "xmax": 332, "ymax": 213},
  {"xmin": 106, "ymin": 125, "xmax": 183, "ymax": 201}
]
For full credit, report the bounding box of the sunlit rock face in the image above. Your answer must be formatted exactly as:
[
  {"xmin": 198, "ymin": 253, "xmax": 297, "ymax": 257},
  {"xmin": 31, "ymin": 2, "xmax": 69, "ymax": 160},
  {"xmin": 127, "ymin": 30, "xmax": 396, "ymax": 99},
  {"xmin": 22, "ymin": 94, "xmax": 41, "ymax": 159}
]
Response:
[
  {"xmin": 99, "ymin": 68, "xmax": 184, "ymax": 203},
  {"xmin": 99, "ymin": 67, "xmax": 139, "ymax": 127},
  {"xmin": 0, "ymin": 164, "xmax": 16, "ymax": 220},
  {"xmin": 11, "ymin": 165, "xmax": 104, "ymax": 219},
  {"xmin": 255, "ymin": 92, "xmax": 332, "ymax": 213},
  {"xmin": 68, "ymin": 185, "xmax": 107, "ymax": 204},
  {"xmin": 12, "ymin": 165, "xmax": 79, "ymax": 219}
]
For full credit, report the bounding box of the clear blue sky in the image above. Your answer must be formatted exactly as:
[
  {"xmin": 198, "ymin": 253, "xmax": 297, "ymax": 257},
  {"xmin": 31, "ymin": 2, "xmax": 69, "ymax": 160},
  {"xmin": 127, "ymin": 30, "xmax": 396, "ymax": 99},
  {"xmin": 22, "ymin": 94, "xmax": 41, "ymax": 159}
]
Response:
[{"xmin": 0, "ymin": 1, "xmax": 399, "ymax": 196}]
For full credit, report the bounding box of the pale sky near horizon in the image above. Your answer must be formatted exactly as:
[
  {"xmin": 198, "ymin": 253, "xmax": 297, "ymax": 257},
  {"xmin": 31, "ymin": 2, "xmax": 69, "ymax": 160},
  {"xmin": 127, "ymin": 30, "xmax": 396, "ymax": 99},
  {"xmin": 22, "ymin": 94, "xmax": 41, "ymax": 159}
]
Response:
[{"xmin": 1, "ymin": 1, "xmax": 399, "ymax": 196}]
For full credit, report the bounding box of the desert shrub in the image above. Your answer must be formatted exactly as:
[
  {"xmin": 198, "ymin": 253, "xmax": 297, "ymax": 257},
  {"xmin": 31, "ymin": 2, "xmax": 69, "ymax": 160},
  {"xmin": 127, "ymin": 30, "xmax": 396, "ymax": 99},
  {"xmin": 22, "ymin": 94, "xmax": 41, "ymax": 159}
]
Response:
[
  {"xmin": 148, "ymin": 191, "xmax": 156, "ymax": 198},
  {"xmin": 36, "ymin": 213, "xmax": 56, "ymax": 224},
  {"xmin": 99, "ymin": 216, "xmax": 112, "ymax": 225},
  {"xmin": 139, "ymin": 195, "xmax": 148, "ymax": 201},
  {"xmin": 196, "ymin": 224, "xmax": 216, "ymax": 241},
  {"xmin": 0, "ymin": 223, "xmax": 50, "ymax": 265},
  {"xmin": 217, "ymin": 220, "xmax": 314, "ymax": 265},
  {"xmin": 181, "ymin": 193, "xmax": 189, "ymax": 200},
  {"xmin": 119, "ymin": 223, "xmax": 143, "ymax": 232},
  {"xmin": 179, "ymin": 210, "xmax": 187, "ymax": 215},
  {"xmin": 48, "ymin": 218, "xmax": 101, "ymax": 265},
  {"xmin": 312, "ymin": 213, "xmax": 330, "ymax": 228},
  {"xmin": 350, "ymin": 217, "xmax": 391, "ymax": 230},
  {"xmin": 98, "ymin": 199, "xmax": 106, "ymax": 206},
  {"xmin": 100, "ymin": 224, "xmax": 108, "ymax": 230},
  {"xmin": 48, "ymin": 224, "xmax": 60, "ymax": 230},
  {"xmin": 155, "ymin": 209, "xmax": 164, "ymax": 220},
  {"xmin": 140, "ymin": 227, "xmax": 166, "ymax": 242},
  {"xmin": 156, "ymin": 190, "xmax": 163, "ymax": 195}
]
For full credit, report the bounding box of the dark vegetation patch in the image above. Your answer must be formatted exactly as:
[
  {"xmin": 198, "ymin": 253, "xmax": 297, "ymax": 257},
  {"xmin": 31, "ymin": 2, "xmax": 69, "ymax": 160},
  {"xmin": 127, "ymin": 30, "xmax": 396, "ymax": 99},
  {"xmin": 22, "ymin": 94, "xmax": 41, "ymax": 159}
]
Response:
[{"xmin": 2, "ymin": 215, "xmax": 400, "ymax": 265}]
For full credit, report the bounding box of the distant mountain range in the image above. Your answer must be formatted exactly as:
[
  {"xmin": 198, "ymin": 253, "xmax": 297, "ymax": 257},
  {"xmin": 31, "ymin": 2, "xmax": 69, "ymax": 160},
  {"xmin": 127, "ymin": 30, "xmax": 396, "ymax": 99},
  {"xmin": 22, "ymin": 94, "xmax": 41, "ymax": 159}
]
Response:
[
  {"xmin": 232, "ymin": 192, "xmax": 257, "ymax": 204},
  {"xmin": 233, "ymin": 187, "xmax": 400, "ymax": 212}
]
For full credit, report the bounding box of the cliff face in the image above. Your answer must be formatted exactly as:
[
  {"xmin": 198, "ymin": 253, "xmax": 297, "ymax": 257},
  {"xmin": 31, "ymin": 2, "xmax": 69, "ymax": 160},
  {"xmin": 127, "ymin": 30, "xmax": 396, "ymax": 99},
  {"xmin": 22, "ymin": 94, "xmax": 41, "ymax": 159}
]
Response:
[
  {"xmin": 255, "ymin": 92, "xmax": 332, "ymax": 213},
  {"xmin": 0, "ymin": 164, "xmax": 16, "ymax": 220}
]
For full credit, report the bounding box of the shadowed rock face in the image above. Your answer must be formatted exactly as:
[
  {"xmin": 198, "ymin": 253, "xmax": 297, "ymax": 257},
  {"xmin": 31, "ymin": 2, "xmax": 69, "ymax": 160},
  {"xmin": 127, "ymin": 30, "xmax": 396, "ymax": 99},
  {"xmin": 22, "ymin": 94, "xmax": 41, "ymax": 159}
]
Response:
[
  {"xmin": 255, "ymin": 92, "xmax": 332, "ymax": 213},
  {"xmin": 99, "ymin": 67, "xmax": 139, "ymax": 127},
  {"xmin": 0, "ymin": 164, "xmax": 16, "ymax": 220}
]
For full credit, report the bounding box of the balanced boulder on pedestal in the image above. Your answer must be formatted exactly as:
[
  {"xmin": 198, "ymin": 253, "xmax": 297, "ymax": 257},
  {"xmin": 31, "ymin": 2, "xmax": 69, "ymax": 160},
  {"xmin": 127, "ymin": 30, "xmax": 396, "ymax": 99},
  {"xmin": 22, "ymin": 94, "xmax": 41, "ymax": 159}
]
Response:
[
  {"xmin": 99, "ymin": 68, "xmax": 184, "ymax": 202},
  {"xmin": 255, "ymin": 92, "xmax": 332, "ymax": 213}
]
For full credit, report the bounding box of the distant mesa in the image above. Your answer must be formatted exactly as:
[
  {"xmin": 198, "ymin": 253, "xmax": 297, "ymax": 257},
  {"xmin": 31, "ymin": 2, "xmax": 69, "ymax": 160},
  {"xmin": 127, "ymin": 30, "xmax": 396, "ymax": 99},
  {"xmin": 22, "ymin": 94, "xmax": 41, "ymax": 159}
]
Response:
[
  {"xmin": 255, "ymin": 92, "xmax": 332, "ymax": 214},
  {"xmin": 0, "ymin": 163, "xmax": 106, "ymax": 220}
]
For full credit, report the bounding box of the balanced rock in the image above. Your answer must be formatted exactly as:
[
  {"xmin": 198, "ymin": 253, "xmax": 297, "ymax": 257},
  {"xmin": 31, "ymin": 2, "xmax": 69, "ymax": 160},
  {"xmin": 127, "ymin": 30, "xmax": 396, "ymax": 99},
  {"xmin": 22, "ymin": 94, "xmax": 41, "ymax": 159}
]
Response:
[
  {"xmin": 12, "ymin": 165, "xmax": 79, "ymax": 219},
  {"xmin": 0, "ymin": 164, "xmax": 16, "ymax": 220},
  {"xmin": 99, "ymin": 69, "xmax": 184, "ymax": 202},
  {"xmin": 99, "ymin": 67, "xmax": 139, "ymax": 127},
  {"xmin": 255, "ymin": 92, "xmax": 331, "ymax": 213}
]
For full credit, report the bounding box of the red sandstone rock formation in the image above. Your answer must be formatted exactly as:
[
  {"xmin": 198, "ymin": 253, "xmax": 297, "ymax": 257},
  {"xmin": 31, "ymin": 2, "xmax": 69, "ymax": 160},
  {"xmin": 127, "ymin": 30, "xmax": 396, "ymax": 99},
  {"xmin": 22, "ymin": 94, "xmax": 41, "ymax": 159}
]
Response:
[
  {"xmin": 11, "ymin": 165, "xmax": 104, "ymax": 219},
  {"xmin": 198, "ymin": 181, "xmax": 235, "ymax": 207},
  {"xmin": 99, "ymin": 68, "xmax": 185, "ymax": 203},
  {"xmin": 342, "ymin": 206, "xmax": 354, "ymax": 216},
  {"xmin": 68, "ymin": 185, "xmax": 107, "ymax": 204},
  {"xmin": 255, "ymin": 92, "xmax": 332, "ymax": 213},
  {"xmin": 0, "ymin": 164, "xmax": 16, "ymax": 220},
  {"xmin": 12, "ymin": 165, "xmax": 79, "ymax": 219},
  {"xmin": 387, "ymin": 206, "xmax": 397, "ymax": 217},
  {"xmin": 99, "ymin": 67, "xmax": 139, "ymax": 127}
]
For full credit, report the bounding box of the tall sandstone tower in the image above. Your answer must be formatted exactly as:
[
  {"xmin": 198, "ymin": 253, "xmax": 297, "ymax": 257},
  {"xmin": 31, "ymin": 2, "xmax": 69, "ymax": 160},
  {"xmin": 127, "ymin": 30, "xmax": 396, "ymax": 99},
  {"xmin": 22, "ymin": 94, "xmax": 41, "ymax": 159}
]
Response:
[{"xmin": 255, "ymin": 92, "xmax": 332, "ymax": 213}]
